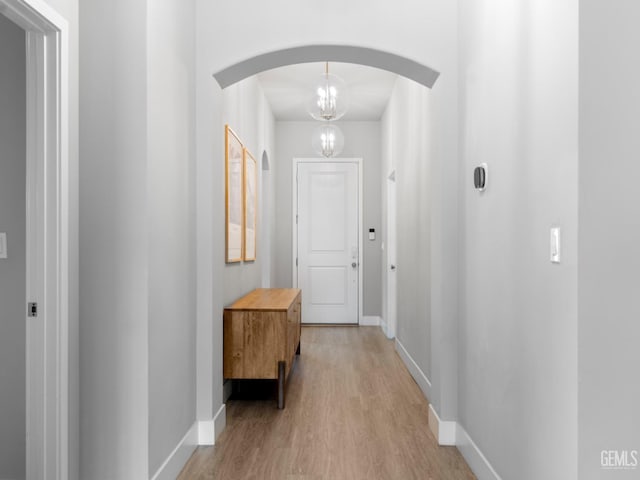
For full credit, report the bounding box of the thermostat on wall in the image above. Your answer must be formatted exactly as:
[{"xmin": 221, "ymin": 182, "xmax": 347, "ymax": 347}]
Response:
[{"xmin": 474, "ymin": 163, "xmax": 488, "ymax": 192}]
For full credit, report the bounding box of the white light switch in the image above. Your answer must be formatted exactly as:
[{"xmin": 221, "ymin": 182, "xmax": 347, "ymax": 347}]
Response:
[
  {"xmin": 550, "ymin": 227, "xmax": 560, "ymax": 263},
  {"xmin": 0, "ymin": 233, "xmax": 6, "ymax": 259}
]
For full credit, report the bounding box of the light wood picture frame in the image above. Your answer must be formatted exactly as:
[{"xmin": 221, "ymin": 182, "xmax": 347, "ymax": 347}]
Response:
[
  {"xmin": 225, "ymin": 125, "xmax": 244, "ymax": 263},
  {"xmin": 243, "ymin": 148, "xmax": 257, "ymax": 261}
]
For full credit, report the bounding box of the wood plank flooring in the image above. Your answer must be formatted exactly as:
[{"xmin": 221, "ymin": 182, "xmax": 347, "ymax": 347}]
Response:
[{"xmin": 178, "ymin": 326, "xmax": 476, "ymax": 480}]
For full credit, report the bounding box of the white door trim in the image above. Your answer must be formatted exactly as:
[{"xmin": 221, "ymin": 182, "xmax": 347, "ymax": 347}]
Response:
[
  {"xmin": 292, "ymin": 158, "xmax": 363, "ymax": 324},
  {"xmin": 1, "ymin": 1, "xmax": 70, "ymax": 478},
  {"xmin": 385, "ymin": 170, "xmax": 397, "ymax": 339}
]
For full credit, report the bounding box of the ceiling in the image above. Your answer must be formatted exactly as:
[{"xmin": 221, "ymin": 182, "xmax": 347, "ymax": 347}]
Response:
[{"xmin": 257, "ymin": 62, "xmax": 398, "ymax": 121}]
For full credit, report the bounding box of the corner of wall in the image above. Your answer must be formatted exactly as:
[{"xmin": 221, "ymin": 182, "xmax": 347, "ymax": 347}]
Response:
[
  {"xmin": 195, "ymin": 402, "xmax": 226, "ymax": 447},
  {"xmin": 213, "ymin": 404, "xmax": 226, "ymax": 443},
  {"xmin": 150, "ymin": 422, "xmax": 198, "ymax": 480},
  {"xmin": 427, "ymin": 404, "xmax": 456, "ymax": 446},
  {"xmin": 361, "ymin": 315, "xmax": 381, "ymax": 326},
  {"xmin": 394, "ymin": 337, "xmax": 432, "ymax": 401},
  {"xmin": 456, "ymin": 423, "xmax": 503, "ymax": 480}
]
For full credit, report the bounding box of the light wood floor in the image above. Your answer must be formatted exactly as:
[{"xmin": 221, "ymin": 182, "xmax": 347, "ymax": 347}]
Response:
[{"xmin": 178, "ymin": 326, "xmax": 476, "ymax": 480}]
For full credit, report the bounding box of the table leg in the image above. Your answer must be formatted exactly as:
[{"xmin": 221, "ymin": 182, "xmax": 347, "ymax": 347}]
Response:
[{"xmin": 277, "ymin": 360, "xmax": 286, "ymax": 409}]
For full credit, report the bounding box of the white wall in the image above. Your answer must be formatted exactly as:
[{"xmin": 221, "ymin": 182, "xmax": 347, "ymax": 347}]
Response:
[
  {"xmin": 0, "ymin": 14, "xmax": 26, "ymax": 480},
  {"xmin": 208, "ymin": 1, "xmax": 453, "ymax": 87},
  {"xmin": 80, "ymin": 0, "xmax": 197, "ymax": 477},
  {"xmin": 579, "ymin": 2, "xmax": 640, "ymax": 478},
  {"xmin": 273, "ymin": 121, "xmax": 382, "ymax": 317},
  {"xmin": 458, "ymin": 1, "xmax": 578, "ymax": 479},
  {"xmin": 80, "ymin": 0, "xmax": 150, "ymax": 476},
  {"xmin": 193, "ymin": 8, "xmax": 276, "ymax": 435},
  {"xmin": 381, "ymin": 77, "xmax": 433, "ymax": 379},
  {"xmin": 222, "ymin": 77, "xmax": 276, "ymax": 306},
  {"xmin": 194, "ymin": 0, "xmax": 223, "ymax": 435},
  {"xmin": 263, "ymin": 146, "xmax": 277, "ymax": 288},
  {"xmin": 147, "ymin": 0, "xmax": 197, "ymax": 475}
]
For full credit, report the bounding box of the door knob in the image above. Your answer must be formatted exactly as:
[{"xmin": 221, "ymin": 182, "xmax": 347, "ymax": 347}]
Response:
[
  {"xmin": 390, "ymin": 264, "xmax": 397, "ymax": 270},
  {"xmin": 351, "ymin": 262, "xmax": 357, "ymax": 268}
]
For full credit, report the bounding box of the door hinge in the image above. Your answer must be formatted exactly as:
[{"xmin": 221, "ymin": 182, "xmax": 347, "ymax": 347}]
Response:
[
  {"xmin": 296, "ymin": 257, "xmax": 298, "ymax": 267},
  {"xmin": 28, "ymin": 302, "xmax": 38, "ymax": 318},
  {"xmin": 296, "ymin": 214, "xmax": 298, "ymax": 224}
]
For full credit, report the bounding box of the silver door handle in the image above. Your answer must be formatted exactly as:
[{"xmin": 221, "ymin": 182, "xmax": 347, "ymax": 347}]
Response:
[{"xmin": 351, "ymin": 262, "xmax": 357, "ymax": 268}]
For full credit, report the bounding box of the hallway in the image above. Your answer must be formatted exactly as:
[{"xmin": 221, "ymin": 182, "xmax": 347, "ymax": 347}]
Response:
[{"xmin": 178, "ymin": 327, "xmax": 475, "ymax": 479}]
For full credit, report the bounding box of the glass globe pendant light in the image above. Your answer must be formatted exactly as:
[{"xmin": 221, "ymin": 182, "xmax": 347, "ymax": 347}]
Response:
[
  {"xmin": 311, "ymin": 123, "xmax": 344, "ymax": 158},
  {"xmin": 306, "ymin": 62, "xmax": 348, "ymax": 121}
]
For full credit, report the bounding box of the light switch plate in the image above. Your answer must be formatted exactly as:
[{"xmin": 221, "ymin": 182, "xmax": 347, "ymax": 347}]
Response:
[
  {"xmin": 0, "ymin": 233, "xmax": 6, "ymax": 259},
  {"xmin": 550, "ymin": 227, "xmax": 560, "ymax": 263}
]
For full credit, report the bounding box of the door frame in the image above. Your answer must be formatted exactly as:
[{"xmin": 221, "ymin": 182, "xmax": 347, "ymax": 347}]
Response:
[
  {"xmin": 385, "ymin": 170, "xmax": 397, "ymax": 339},
  {"xmin": 292, "ymin": 158, "xmax": 363, "ymax": 324},
  {"xmin": 0, "ymin": 0, "xmax": 69, "ymax": 478}
]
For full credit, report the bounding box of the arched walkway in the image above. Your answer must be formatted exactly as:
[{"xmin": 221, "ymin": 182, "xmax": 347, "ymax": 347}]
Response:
[
  {"xmin": 198, "ymin": 41, "xmax": 458, "ymax": 462},
  {"xmin": 213, "ymin": 45, "xmax": 440, "ymax": 88}
]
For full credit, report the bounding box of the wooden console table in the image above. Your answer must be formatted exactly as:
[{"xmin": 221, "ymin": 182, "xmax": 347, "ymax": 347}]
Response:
[{"xmin": 223, "ymin": 288, "xmax": 301, "ymax": 409}]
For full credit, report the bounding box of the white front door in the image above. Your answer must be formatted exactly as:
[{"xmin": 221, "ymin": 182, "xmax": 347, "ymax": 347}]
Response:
[{"xmin": 297, "ymin": 162, "xmax": 359, "ymax": 324}]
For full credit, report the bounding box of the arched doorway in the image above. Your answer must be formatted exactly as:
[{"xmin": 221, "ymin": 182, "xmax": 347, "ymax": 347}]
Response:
[
  {"xmin": 197, "ymin": 42, "xmax": 459, "ymax": 455},
  {"xmin": 212, "ymin": 45, "xmax": 440, "ymax": 89}
]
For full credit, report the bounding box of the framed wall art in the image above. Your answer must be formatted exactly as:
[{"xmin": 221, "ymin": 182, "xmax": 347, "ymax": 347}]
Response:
[
  {"xmin": 243, "ymin": 148, "xmax": 257, "ymax": 261},
  {"xmin": 225, "ymin": 125, "xmax": 244, "ymax": 263}
]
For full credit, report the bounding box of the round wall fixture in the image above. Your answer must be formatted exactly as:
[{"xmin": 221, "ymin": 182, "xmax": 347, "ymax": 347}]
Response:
[{"xmin": 474, "ymin": 163, "xmax": 488, "ymax": 192}]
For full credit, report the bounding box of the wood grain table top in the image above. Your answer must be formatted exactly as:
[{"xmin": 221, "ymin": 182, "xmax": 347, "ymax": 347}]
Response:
[{"xmin": 224, "ymin": 288, "xmax": 301, "ymax": 312}]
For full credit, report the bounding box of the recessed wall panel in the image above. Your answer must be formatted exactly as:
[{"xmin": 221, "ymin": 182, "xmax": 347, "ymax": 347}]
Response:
[
  {"xmin": 309, "ymin": 266, "xmax": 347, "ymax": 305},
  {"xmin": 309, "ymin": 172, "xmax": 347, "ymax": 253}
]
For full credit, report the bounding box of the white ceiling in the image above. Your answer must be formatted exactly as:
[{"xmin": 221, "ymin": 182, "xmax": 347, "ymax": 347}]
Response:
[{"xmin": 257, "ymin": 62, "xmax": 398, "ymax": 121}]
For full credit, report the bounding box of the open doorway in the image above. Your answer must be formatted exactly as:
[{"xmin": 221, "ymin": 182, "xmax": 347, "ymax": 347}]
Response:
[
  {"xmin": 194, "ymin": 43, "xmax": 459, "ymax": 477},
  {"xmin": 0, "ymin": 1, "xmax": 70, "ymax": 477},
  {"xmin": 0, "ymin": 13, "xmax": 27, "ymax": 480}
]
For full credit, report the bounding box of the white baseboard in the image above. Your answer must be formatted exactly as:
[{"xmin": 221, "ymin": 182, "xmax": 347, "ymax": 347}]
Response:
[
  {"xmin": 361, "ymin": 315, "xmax": 381, "ymax": 326},
  {"xmin": 150, "ymin": 407, "xmax": 227, "ymax": 480},
  {"xmin": 379, "ymin": 317, "xmax": 388, "ymax": 336},
  {"xmin": 150, "ymin": 422, "xmax": 198, "ymax": 480},
  {"xmin": 395, "ymin": 337, "xmax": 432, "ymax": 400},
  {"xmin": 428, "ymin": 404, "xmax": 457, "ymax": 446},
  {"xmin": 395, "ymin": 340, "xmax": 500, "ymax": 480},
  {"xmin": 213, "ymin": 403, "xmax": 226, "ymax": 443},
  {"xmin": 198, "ymin": 419, "xmax": 214, "ymax": 445},
  {"xmin": 197, "ymin": 403, "xmax": 226, "ymax": 446},
  {"xmin": 457, "ymin": 424, "xmax": 503, "ymax": 480}
]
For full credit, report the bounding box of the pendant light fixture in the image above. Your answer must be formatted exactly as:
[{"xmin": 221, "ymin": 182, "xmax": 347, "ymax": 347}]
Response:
[
  {"xmin": 306, "ymin": 62, "xmax": 348, "ymax": 121},
  {"xmin": 311, "ymin": 123, "xmax": 345, "ymax": 158}
]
